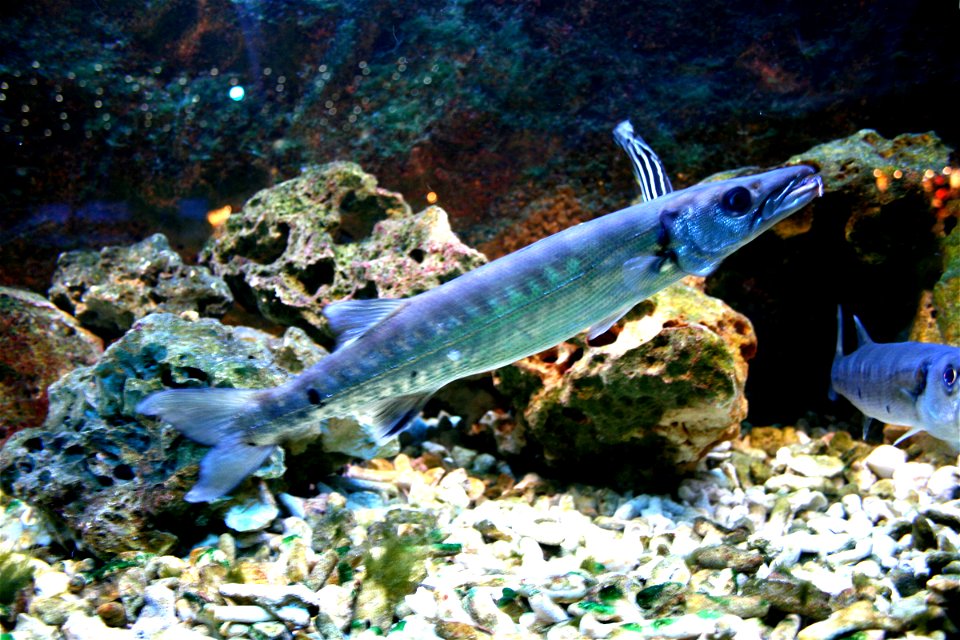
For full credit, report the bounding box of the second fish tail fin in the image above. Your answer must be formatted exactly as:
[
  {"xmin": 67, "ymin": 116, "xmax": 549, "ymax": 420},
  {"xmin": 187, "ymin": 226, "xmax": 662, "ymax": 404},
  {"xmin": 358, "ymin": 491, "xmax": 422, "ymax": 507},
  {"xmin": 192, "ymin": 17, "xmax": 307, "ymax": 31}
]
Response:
[{"xmin": 137, "ymin": 387, "xmax": 275, "ymax": 502}]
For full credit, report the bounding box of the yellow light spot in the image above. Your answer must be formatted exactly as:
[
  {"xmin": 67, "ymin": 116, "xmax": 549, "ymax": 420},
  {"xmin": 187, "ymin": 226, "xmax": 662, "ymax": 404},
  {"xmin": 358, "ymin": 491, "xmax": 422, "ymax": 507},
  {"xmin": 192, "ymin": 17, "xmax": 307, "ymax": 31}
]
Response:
[
  {"xmin": 874, "ymin": 172, "xmax": 889, "ymax": 192},
  {"xmin": 892, "ymin": 169, "xmax": 903, "ymax": 179},
  {"xmin": 943, "ymin": 166, "xmax": 953, "ymax": 175},
  {"xmin": 924, "ymin": 169, "xmax": 936, "ymax": 180},
  {"xmin": 951, "ymin": 170, "xmax": 960, "ymax": 190},
  {"xmin": 207, "ymin": 205, "xmax": 232, "ymax": 227},
  {"xmin": 426, "ymin": 191, "xmax": 438, "ymax": 204}
]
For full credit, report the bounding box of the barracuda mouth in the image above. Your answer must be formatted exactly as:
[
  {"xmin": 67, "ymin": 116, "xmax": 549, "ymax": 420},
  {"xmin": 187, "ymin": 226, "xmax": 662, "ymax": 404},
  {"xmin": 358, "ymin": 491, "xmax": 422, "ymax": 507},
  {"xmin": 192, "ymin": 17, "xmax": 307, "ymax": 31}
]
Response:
[{"xmin": 762, "ymin": 168, "xmax": 824, "ymax": 222}]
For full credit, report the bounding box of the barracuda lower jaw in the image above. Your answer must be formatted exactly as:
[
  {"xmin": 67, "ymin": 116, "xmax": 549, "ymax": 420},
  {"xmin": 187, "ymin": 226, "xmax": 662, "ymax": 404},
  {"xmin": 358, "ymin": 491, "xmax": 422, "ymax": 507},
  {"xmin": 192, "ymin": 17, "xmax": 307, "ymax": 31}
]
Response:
[{"xmin": 766, "ymin": 173, "xmax": 823, "ymax": 220}]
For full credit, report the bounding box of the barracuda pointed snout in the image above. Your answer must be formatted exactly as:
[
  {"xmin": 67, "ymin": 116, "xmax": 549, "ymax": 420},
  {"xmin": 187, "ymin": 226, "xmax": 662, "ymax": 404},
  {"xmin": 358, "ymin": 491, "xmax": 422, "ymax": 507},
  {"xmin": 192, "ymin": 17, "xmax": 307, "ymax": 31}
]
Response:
[
  {"xmin": 654, "ymin": 164, "xmax": 823, "ymax": 277},
  {"xmin": 759, "ymin": 165, "xmax": 824, "ymax": 224}
]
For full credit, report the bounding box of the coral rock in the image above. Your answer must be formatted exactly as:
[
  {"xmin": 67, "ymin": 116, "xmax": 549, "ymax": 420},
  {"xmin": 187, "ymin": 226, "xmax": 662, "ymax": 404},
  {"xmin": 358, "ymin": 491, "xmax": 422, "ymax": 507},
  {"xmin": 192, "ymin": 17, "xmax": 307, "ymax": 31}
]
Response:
[
  {"xmin": 49, "ymin": 233, "xmax": 232, "ymax": 339},
  {"xmin": 201, "ymin": 162, "xmax": 486, "ymax": 341},
  {"xmin": 493, "ymin": 280, "xmax": 756, "ymax": 487},
  {"xmin": 0, "ymin": 313, "xmax": 389, "ymax": 557},
  {"xmin": 0, "ymin": 287, "xmax": 103, "ymax": 442}
]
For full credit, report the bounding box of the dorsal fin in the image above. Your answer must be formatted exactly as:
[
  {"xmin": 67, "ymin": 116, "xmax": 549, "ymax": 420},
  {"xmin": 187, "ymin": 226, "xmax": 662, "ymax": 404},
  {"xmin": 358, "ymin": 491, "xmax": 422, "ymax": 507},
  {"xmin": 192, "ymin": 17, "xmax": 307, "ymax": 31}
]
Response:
[
  {"xmin": 613, "ymin": 119, "xmax": 673, "ymax": 202},
  {"xmin": 852, "ymin": 315, "xmax": 874, "ymax": 347},
  {"xmin": 829, "ymin": 305, "xmax": 844, "ymax": 401},
  {"xmin": 324, "ymin": 298, "xmax": 406, "ymax": 349}
]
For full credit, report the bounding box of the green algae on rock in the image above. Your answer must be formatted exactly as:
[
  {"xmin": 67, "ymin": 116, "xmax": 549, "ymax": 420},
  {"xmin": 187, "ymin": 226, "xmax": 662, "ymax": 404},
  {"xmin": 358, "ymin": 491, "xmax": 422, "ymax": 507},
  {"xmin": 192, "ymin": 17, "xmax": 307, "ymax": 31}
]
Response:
[
  {"xmin": 48, "ymin": 233, "xmax": 233, "ymax": 340},
  {"xmin": 201, "ymin": 162, "xmax": 486, "ymax": 342},
  {"xmin": 706, "ymin": 129, "xmax": 954, "ymax": 423},
  {"xmin": 0, "ymin": 313, "xmax": 393, "ymax": 557},
  {"xmin": 0, "ymin": 287, "xmax": 103, "ymax": 442},
  {"xmin": 493, "ymin": 279, "xmax": 755, "ymax": 487},
  {"xmin": 932, "ymin": 222, "xmax": 960, "ymax": 345}
]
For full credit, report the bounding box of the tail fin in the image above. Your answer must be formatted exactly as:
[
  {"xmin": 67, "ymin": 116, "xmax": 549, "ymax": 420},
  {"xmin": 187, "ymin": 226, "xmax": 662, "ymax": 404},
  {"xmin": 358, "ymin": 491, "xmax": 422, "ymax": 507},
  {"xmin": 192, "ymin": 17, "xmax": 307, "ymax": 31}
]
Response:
[
  {"xmin": 829, "ymin": 306, "xmax": 844, "ymax": 401},
  {"xmin": 137, "ymin": 388, "xmax": 274, "ymax": 502}
]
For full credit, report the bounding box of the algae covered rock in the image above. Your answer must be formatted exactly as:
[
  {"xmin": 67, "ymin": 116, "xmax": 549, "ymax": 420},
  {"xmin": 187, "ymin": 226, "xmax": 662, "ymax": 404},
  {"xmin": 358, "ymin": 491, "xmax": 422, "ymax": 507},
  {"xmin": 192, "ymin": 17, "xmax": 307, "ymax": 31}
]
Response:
[
  {"xmin": 931, "ymin": 222, "xmax": 960, "ymax": 346},
  {"xmin": 782, "ymin": 129, "xmax": 950, "ymax": 250},
  {"xmin": 201, "ymin": 162, "xmax": 486, "ymax": 341},
  {"xmin": 707, "ymin": 129, "xmax": 954, "ymax": 423},
  {"xmin": 493, "ymin": 279, "xmax": 755, "ymax": 487},
  {"xmin": 0, "ymin": 313, "xmax": 392, "ymax": 557},
  {"xmin": 48, "ymin": 233, "xmax": 233, "ymax": 339},
  {"xmin": 0, "ymin": 287, "xmax": 103, "ymax": 441}
]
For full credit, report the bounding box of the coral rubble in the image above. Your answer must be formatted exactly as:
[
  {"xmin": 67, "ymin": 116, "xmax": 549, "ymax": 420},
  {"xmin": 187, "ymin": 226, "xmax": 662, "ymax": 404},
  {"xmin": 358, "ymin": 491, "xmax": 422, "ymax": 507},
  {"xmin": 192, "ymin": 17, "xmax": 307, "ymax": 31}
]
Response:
[{"xmin": 49, "ymin": 234, "xmax": 233, "ymax": 340}]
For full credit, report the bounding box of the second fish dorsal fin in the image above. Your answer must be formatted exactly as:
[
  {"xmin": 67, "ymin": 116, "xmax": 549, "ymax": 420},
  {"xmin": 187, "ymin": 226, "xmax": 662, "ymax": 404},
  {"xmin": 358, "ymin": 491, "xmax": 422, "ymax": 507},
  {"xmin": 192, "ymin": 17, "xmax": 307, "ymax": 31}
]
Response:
[
  {"xmin": 852, "ymin": 315, "xmax": 874, "ymax": 347},
  {"xmin": 324, "ymin": 298, "xmax": 406, "ymax": 349}
]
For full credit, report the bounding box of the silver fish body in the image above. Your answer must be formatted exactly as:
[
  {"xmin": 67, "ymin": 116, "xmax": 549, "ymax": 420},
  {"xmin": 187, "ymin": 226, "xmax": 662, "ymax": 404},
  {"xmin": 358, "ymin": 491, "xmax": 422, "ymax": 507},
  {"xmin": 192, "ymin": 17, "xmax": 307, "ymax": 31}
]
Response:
[
  {"xmin": 139, "ymin": 164, "xmax": 822, "ymax": 501},
  {"xmin": 830, "ymin": 309, "xmax": 960, "ymax": 449}
]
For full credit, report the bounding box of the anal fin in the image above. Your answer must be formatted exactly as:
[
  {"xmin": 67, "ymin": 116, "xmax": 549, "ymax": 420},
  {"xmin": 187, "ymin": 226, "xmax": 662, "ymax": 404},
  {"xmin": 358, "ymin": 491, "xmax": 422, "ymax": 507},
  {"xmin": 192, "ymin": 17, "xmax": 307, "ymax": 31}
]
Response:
[
  {"xmin": 587, "ymin": 305, "xmax": 633, "ymax": 340},
  {"xmin": 363, "ymin": 393, "xmax": 432, "ymax": 439},
  {"xmin": 187, "ymin": 437, "xmax": 276, "ymax": 503}
]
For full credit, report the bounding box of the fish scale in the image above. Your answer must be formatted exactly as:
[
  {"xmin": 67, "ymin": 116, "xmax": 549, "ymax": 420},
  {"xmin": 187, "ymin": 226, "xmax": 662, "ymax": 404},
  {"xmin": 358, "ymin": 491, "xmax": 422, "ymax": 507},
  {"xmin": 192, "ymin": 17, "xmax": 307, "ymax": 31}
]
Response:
[{"xmin": 138, "ymin": 129, "xmax": 823, "ymax": 501}]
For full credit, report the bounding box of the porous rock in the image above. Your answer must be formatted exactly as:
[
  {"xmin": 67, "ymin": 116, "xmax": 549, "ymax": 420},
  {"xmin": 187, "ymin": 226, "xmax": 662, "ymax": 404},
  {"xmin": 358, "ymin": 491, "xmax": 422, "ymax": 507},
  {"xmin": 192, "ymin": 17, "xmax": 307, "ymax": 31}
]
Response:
[
  {"xmin": 493, "ymin": 279, "xmax": 755, "ymax": 487},
  {"xmin": 201, "ymin": 162, "xmax": 486, "ymax": 341},
  {"xmin": 0, "ymin": 313, "xmax": 393, "ymax": 557},
  {"xmin": 0, "ymin": 287, "xmax": 103, "ymax": 441},
  {"xmin": 931, "ymin": 221, "xmax": 960, "ymax": 345},
  {"xmin": 780, "ymin": 129, "xmax": 951, "ymax": 243},
  {"xmin": 786, "ymin": 129, "xmax": 958, "ymax": 347},
  {"xmin": 49, "ymin": 233, "xmax": 232, "ymax": 339}
]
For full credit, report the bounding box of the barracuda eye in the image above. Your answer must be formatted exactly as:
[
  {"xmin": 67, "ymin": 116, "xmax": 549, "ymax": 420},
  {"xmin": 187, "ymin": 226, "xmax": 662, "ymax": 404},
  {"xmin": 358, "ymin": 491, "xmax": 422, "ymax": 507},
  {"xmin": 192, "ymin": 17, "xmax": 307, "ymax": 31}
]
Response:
[
  {"xmin": 944, "ymin": 365, "xmax": 958, "ymax": 389},
  {"xmin": 721, "ymin": 187, "xmax": 752, "ymax": 215}
]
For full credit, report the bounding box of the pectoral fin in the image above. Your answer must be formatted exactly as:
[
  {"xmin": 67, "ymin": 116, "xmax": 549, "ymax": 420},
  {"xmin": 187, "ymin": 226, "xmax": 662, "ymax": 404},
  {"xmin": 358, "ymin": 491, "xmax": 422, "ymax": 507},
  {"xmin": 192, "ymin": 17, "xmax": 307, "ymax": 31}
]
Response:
[
  {"xmin": 893, "ymin": 425, "xmax": 926, "ymax": 446},
  {"xmin": 324, "ymin": 298, "xmax": 406, "ymax": 349}
]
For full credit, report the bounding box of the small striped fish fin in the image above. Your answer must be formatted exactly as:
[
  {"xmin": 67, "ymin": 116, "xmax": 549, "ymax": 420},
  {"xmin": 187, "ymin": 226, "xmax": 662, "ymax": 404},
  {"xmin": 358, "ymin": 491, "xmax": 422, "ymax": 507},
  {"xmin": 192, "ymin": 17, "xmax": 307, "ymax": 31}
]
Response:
[
  {"xmin": 324, "ymin": 298, "xmax": 405, "ymax": 350},
  {"xmin": 613, "ymin": 119, "xmax": 673, "ymax": 202}
]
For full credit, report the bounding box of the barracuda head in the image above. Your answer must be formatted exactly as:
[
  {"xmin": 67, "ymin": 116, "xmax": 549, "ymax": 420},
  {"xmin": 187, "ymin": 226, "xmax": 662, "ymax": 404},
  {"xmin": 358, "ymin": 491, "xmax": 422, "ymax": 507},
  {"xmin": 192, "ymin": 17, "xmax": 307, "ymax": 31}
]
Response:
[{"xmin": 656, "ymin": 165, "xmax": 823, "ymax": 276}]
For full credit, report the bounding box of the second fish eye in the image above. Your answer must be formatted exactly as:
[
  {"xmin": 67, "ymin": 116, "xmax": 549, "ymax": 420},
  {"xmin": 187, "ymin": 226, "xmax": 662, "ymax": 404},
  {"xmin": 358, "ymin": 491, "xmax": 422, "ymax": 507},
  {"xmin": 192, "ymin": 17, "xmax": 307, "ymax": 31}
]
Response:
[
  {"xmin": 721, "ymin": 186, "xmax": 752, "ymax": 215},
  {"xmin": 944, "ymin": 365, "xmax": 958, "ymax": 388}
]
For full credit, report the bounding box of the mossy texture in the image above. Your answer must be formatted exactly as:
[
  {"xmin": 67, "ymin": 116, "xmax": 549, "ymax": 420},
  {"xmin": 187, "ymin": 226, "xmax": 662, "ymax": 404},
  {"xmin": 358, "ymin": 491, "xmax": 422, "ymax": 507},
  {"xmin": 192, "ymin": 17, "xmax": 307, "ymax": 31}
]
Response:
[
  {"xmin": 202, "ymin": 162, "xmax": 486, "ymax": 343},
  {"xmin": 495, "ymin": 280, "xmax": 755, "ymax": 488},
  {"xmin": 0, "ymin": 313, "xmax": 388, "ymax": 557},
  {"xmin": 49, "ymin": 233, "xmax": 233, "ymax": 340}
]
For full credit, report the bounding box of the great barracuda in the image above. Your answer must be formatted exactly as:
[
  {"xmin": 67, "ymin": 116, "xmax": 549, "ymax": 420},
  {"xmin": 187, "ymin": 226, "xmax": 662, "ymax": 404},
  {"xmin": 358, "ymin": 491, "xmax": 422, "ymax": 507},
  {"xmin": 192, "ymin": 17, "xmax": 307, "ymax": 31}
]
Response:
[
  {"xmin": 830, "ymin": 307, "xmax": 960, "ymax": 449},
  {"xmin": 138, "ymin": 124, "xmax": 823, "ymax": 501}
]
